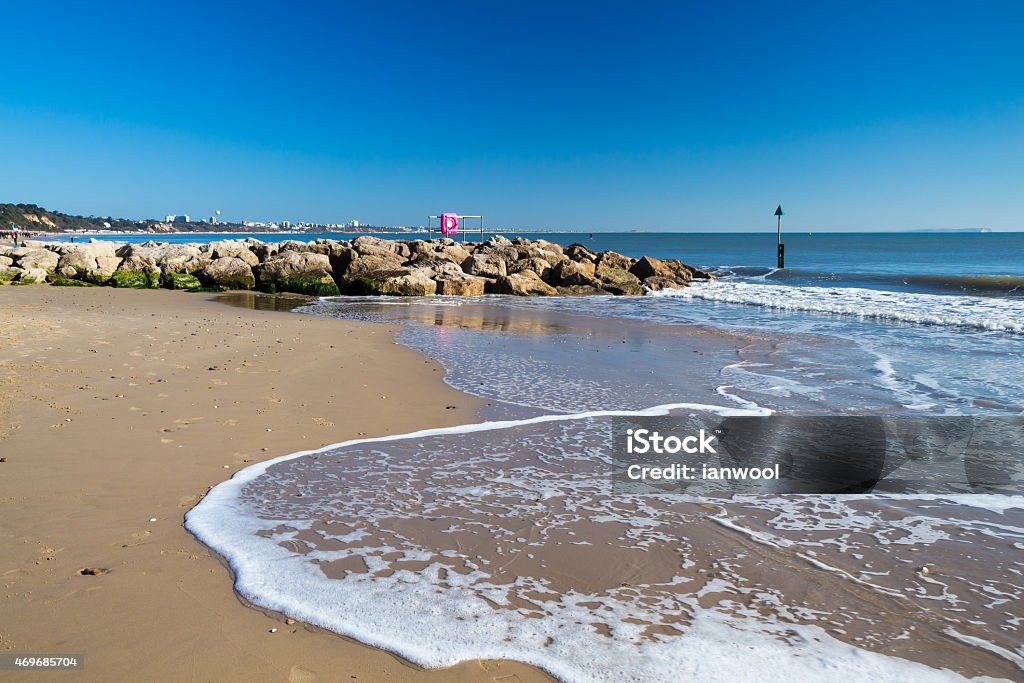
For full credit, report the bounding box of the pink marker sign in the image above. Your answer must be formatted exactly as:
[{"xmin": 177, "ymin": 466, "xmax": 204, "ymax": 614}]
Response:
[{"xmin": 440, "ymin": 212, "xmax": 459, "ymax": 236}]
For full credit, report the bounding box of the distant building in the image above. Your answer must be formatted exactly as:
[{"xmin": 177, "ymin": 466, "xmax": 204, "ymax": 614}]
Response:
[
  {"xmin": 171, "ymin": 214, "xmax": 190, "ymax": 224},
  {"xmin": 164, "ymin": 214, "xmax": 175, "ymax": 223},
  {"xmin": 350, "ymin": 219, "xmax": 360, "ymax": 228}
]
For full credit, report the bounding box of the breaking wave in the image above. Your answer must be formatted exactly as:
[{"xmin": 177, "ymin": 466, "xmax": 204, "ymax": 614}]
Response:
[{"xmin": 657, "ymin": 281, "xmax": 1024, "ymax": 335}]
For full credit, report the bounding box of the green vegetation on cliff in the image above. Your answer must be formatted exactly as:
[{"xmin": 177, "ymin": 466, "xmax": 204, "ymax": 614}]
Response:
[{"xmin": 0, "ymin": 203, "xmax": 142, "ymax": 233}]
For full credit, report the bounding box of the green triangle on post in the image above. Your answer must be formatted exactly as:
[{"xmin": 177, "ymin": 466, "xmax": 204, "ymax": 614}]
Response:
[{"xmin": 774, "ymin": 205, "xmax": 784, "ymax": 216}]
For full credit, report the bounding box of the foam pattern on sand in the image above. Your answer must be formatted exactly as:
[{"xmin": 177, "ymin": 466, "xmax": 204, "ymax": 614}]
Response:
[{"xmin": 187, "ymin": 405, "xmax": 1024, "ymax": 682}]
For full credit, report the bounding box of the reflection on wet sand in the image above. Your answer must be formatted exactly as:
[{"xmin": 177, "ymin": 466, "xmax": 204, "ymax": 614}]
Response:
[{"xmin": 216, "ymin": 291, "xmax": 315, "ymax": 312}]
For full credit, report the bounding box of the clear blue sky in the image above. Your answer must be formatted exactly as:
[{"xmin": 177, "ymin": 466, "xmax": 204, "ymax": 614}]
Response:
[{"xmin": 1, "ymin": 1, "xmax": 1022, "ymax": 231}]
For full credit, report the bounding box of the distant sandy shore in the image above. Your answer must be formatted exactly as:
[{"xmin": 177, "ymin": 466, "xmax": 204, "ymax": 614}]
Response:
[{"xmin": 0, "ymin": 286, "xmax": 551, "ymax": 682}]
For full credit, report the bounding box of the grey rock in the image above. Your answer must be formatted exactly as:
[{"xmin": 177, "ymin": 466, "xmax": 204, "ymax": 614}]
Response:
[
  {"xmin": 200, "ymin": 257, "xmax": 255, "ymax": 290},
  {"xmin": 16, "ymin": 249, "xmax": 59, "ymax": 272},
  {"xmin": 594, "ymin": 263, "xmax": 643, "ymax": 295},
  {"xmin": 435, "ymin": 273, "xmax": 487, "ymax": 296},
  {"xmin": 346, "ymin": 252, "xmax": 406, "ymax": 276},
  {"xmin": 462, "ymin": 252, "xmax": 508, "ymax": 278},
  {"xmin": 508, "ymin": 257, "xmax": 553, "ymax": 282},
  {"xmin": 207, "ymin": 240, "xmax": 260, "ymax": 267},
  {"xmin": 489, "ymin": 271, "xmax": 558, "ymax": 296},
  {"xmin": 344, "ymin": 267, "xmax": 437, "ymax": 296}
]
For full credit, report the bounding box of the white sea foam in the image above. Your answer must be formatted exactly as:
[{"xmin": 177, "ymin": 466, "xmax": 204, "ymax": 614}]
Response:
[
  {"xmin": 654, "ymin": 281, "xmax": 1024, "ymax": 334},
  {"xmin": 187, "ymin": 405, "xmax": 1024, "ymax": 682}
]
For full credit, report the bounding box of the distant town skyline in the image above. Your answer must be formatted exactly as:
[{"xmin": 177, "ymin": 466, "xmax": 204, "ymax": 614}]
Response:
[{"xmin": 1, "ymin": 2, "xmax": 1022, "ymax": 232}]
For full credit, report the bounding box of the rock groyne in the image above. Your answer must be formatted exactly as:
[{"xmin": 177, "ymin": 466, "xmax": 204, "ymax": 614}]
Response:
[{"xmin": 0, "ymin": 235, "xmax": 712, "ymax": 296}]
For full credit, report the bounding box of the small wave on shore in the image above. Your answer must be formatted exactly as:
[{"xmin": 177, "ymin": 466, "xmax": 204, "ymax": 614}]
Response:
[
  {"xmin": 710, "ymin": 267, "xmax": 1024, "ymax": 298},
  {"xmin": 656, "ymin": 281, "xmax": 1024, "ymax": 335}
]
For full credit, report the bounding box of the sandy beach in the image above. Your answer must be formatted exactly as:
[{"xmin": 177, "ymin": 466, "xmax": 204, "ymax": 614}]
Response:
[{"xmin": 0, "ymin": 285, "xmax": 550, "ymax": 682}]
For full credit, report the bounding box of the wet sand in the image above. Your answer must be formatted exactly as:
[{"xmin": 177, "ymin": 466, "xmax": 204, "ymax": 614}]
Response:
[
  {"xmin": 0, "ymin": 286, "xmax": 551, "ymax": 682},
  {"xmin": 222, "ymin": 414, "xmax": 1024, "ymax": 681}
]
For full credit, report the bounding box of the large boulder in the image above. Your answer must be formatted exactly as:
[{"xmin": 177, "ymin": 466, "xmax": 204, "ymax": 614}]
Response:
[
  {"xmin": 462, "ymin": 252, "xmax": 507, "ymax": 278},
  {"xmin": 435, "ymin": 272, "xmax": 487, "ymax": 296},
  {"xmin": 551, "ymin": 259, "xmax": 597, "ymax": 285},
  {"xmin": 687, "ymin": 265, "xmax": 714, "ymax": 280},
  {"xmin": 343, "ymin": 267, "xmax": 437, "ymax": 296},
  {"xmin": 629, "ymin": 255, "xmax": 712, "ymax": 282},
  {"xmin": 346, "ymin": 252, "xmax": 406, "ymax": 276},
  {"xmin": 594, "ymin": 262, "xmax": 644, "ymax": 295},
  {"xmin": 406, "ymin": 254, "xmax": 466, "ymax": 277},
  {"xmin": 518, "ymin": 247, "xmax": 564, "ymax": 267},
  {"xmin": 249, "ymin": 242, "xmax": 280, "ymax": 262},
  {"xmin": 439, "ymin": 242, "xmax": 472, "ymax": 264},
  {"xmin": 16, "ymin": 249, "xmax": 59, "ymax": 272},
  {"xmin": 254, "ymin": 252, "xmax": 339, "ymax": 295},
  {"xmin": 407, "ymin": 240, "xmax": 433, "ymax": 258},
  {"xmin": 472, "ymin": 243, "xmax": 519, "ymax": 265},
  {"xmin": 327, "ymin": 245, "xmax": 357, "ymax": 278},
  {"xmin": 482, "ymin": 235, "xmax": 513, "ymax": 248},
  {"xmin": 641, "ymin": 276, "xmax": 688, "ymax": 292},
  {"xmin": 199, "ymin": 257, "xmax": 255, "ymax": 290},
  {"xmin": 489, "ymin": 271, "xmax": 558, "ymax": 296},
  {"xmin": 276, "ymin": 239, "xmax": 320, "ymax": 254},
  {"xmin": 17, "ymin": 267, "xmax": 49, "ymax": 283},
  {"xmin": 0, "ymin": 255, "xmax": 12, "ymax": 268},
  {"xmin": 351, "ymin": 235, "xmax": 408, "ymax": 259},
  {"xmin": 0, "ymin": 265, "xmax": 23, "ymax": 282},
  {"xmin": 564, "ymin": 242, "xmax": 598, "ymax": 264},
  {"xmin": 107, "ymin": 268, "xmax": 161, "ymax": 288},
  {"xmin": 508, "ymin": 257, "xmax": 553, "ymax": 282},
  {"xmin": 119, "ymin": 254, "xmax": 158, "ymax": 272},
  {"xmin": 206, "ymin": 240, "xmax": 260, "ymax": 267},
  {"xmin": 161, "ymin": 272, "xmax": 202, "ymax": 290},
  {"xmin": 533, "ymin": 239, "xmax": 564, "ymax": 256},
  {"xmin": 110, "ymin": 256, "xmax": 162, "ymax": 288},
  {"xmin": 115, "ymin": 243, "xmax": 157, "ymax": 260},
  {"xmin": 55, "ymin": 244, "xmax": 122, "ymax": 282},
  {"xmin": 595, "ymin": 250, "xmax": 634, "ymax": 272},
  {"xmin": 410, "ymin": 240, "xmax": 472, "ymax": 265},
  {"xmin": 153, "ymin": 244, "xmax": 207, "ymax": 274},
  {"xmin": 629, "ymin": 256, "xmax": 690, "ymax": 284}
]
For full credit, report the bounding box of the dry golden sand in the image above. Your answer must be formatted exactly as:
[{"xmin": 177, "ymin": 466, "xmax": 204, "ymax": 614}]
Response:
[{"xmin": 0, "ymin": 285, "xmax": 551, "ymax": 683}]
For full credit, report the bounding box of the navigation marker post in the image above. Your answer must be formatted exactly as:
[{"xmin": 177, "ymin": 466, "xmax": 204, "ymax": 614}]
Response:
[{"xmin": 775, "ymin": 205, "xmax": 785, "ymax": 269}]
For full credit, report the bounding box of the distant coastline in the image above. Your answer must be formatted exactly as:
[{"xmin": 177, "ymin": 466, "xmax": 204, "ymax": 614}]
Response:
[{"xmin": 5, "ymin": 201, "xmax": 1020, "ymax": 237}]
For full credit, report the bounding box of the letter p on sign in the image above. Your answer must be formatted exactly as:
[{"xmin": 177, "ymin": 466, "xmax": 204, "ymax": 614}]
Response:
[{"xmin": 441, "ymin": 212, "xmax": 459, "ymax": 236}]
